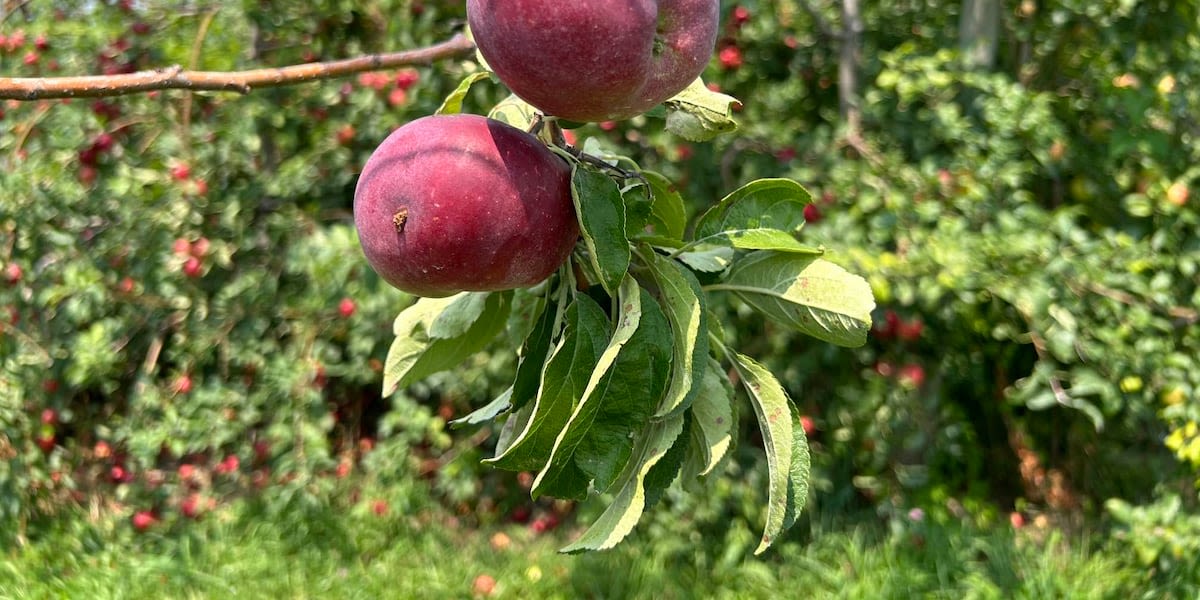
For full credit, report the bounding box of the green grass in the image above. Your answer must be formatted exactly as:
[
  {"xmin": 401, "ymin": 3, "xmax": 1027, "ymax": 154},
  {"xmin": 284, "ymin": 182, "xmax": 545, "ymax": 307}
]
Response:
[{"xmin": 0, "ymin": 493, "xmax": 1186, "ymax": 600}]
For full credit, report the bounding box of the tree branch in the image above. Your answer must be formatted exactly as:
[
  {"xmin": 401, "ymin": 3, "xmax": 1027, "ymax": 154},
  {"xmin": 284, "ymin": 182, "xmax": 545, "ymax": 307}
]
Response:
[{"xmin": 0, "ymin": 34, "xmax": 476, "ymax": 101}]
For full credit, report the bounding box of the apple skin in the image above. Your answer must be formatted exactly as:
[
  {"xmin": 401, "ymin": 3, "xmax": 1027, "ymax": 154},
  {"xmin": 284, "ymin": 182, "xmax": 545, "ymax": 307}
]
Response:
[
  {"xmin": 354, "ymin": 114, "xmax": 578, "ymax": 297},
  {"xmin": 467, "ymin": 0, "xmax": 720, "ymax": 122}
]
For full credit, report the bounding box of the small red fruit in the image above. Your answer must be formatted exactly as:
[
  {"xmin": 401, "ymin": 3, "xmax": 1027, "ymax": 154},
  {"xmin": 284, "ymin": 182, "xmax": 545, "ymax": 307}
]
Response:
[
  {"xmin": 173, "ymin": 237, "xmax": 191, "ymax": 255},
  {"xmin": 473, "ymin": 574, "xmax": 497, "ymax": 596},
  {"xmin": 215, "ymin": 454, "xmax": 239, "ymax": 475},
  {"xmin": 731, "ymin": 6, "xmax": 751, "ymax": 26},
  {"xmin": 899, "ymin": 364, "xmax": 926, "ymax": 388},
  {"xmin": 95, "ymin": 440, "xmax": 113, "ymax": 459},
  {"xmin": 93, "ymin": 133, "xmax": 115, "ymax": 152},
  {"xmin": 178, "ymin": 464, "xmax": 196, "ymax": 480},
  {"xmin": 131, "ymin": 511, "xmax": 156, "ymax": 531},
  {"xmin": 171, "ymin": 164, "xmax": 191, "ymax": 181},
  {"xmin": 372, "ymin": 499, "xmax": 389, "ymax": 516},
  {"xmin": 118, "ymin": 276, "xmax": 135, "ymax": 294},
  {"xmin": 800, "ymin": 415, "xmax": 816, "ymax": 437},
  {"xmin": 34, "ymin": 35, "xmax": 48, "ymax": 51},
  {"xmin": 36, "ymin": 434, "xmax": 56, "ymax": 453},
  {"xmin": 803, "ymin": 203, "xmax": 822, "ymax": 223},
  {"xmin": 336, "ymin": 124, "xmax": 355, "ymax": 146},
  {"xmin": 182, "ymin": 256, "xmax": 203, "ymax": 278},
  {"xmin": 509, "ymin": 506, "xmax": 531, "ymax": 524},
  {"xmin": 174, "ymin": 374, "xmax": 193, "ymax": 394},
  {"xmin": 4, "ymin": 263, "xmax": 22, "ymax": 284},
  {"xmin": 43, "ymin": 379, "xmax": 60, "ymax": 393},
  {"xmin": 897, "ymin": 318, "xmax": 924, "ymax": 342},
  {"xmin": 22, "ymin": 51, "xmax": 39, "ymax": 66},
  {"xmin": 131, "ymin": 22, "xmax": 151, "ymax": 35},
  {"xmin": 190, "ymin": 237, "xmax": 210, "ymax": 258},
  {"xmin": 394, "ymin": 69, "xmax": 420, "ymax": 90},
  {"xmin": 1010, "ymin": 511, "xmax": 1026, "ymax": 529},
  {"xmin": 181, "ymin": 494, "xmax": 202, "ymax": 519},
  {"xmin": 110, "ymin": 465, "xmax": 130, "ymax": 483},
  {"xmin": 718, "ymin": 46, "xmax": 743, "ymax": 70},
  {"xmin": 338, "ymin": 297, "xmax": 356, "ymax": 318},
  {"xmin": 387, "ymin": 87, "xmax": 408, "ymax": 107},
  {"xmin": 874, "ymin": 361, "xmax": 895, "ymax": 378},
  {"xmin": 40, "ymin": 408, "xmax": 57, "ymax": 425}
]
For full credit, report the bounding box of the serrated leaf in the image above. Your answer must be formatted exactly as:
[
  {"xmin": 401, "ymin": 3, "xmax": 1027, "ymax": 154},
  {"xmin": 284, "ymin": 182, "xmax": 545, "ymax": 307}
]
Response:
[
  {"xmin": 677, "ymin": 246, "xmax": 735, "ymax": 273},
  {"xmin": 716, "ymin": 251, "xmax": 875, "ymax": 347},
  {"xmin": 382, "ymin": 292, "xmax": 512, "ymax": 396},
  {"xmin": 684, "ymin": 359, "xmax": 735, "ymax": 478},
  {"xmin": 662, "ymin": 78, "xmax": 740, "ymax": 142},
  {"xmin": 643, "ymin": 171, "xmax": 687, "ymax": 240},
  {"xmin": 729, "ymin": 351, "xmax": 794, "ymax": 555},
  {"xmin": 488, "ymin": 94, "xmax": 539, "ymax": 130},
  {"xmin": 572, "ymin": 166, "xmax": 630, "ymax": 295},
  {"xmin": 486, "ymin": 295, "xmax": 610, "ymax": 472},
  {"xmin": 534, "ymin": 281, "xmax": 673, "ymax": 499},
  {"xmin": 559, "ymin": 413, "xmax": 686, "ymax": 553},
  {"xmin": 693, "ymin": 179, "xmax": 813, "ymax": 240},
  {"xmin": 782, "ymin": 403, "xmax": 811, "ymax": 532},
  {"xmin": 435, "ymin": 71, "xmax": 492, "ymax": 115},
  {"xmin": 646, "ymin": 252, "xmax": 708, "ymax": 417}
]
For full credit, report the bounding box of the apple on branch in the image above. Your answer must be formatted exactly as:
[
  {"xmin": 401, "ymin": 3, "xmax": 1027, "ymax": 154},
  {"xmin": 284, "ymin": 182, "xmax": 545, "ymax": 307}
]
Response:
[
  {"xmin": 467, "ymin": 0, "xmax": 720, "ymax": 122},
  {"xmin": 353, "ymin": 114, "xmax": 578, "ymax": 297}
]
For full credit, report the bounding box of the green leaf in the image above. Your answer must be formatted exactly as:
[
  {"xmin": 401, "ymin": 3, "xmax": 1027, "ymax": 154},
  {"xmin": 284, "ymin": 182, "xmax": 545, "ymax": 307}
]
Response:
[
  {"xmin": 661, "ymin": 78, "xmax": 741, "ymax": 142},
  {"xmin": 572, "ymin": 165, "xmax": 631, "ymax": 295},
  {"xmin": 642, "ymin": 414, "xmax": 690, "ymax": 512},
  {"xmin": 450, "ymin": 388, "xmax": 513, "ymax": 429},
  {"xmin": 534, "ymin": 280, "xmax": 674, "ymax": 498},
  {"xmin": 643, "ymin": 171, "xmax": 687, "ymax": 240},
  {"xmin": 559, "ymin": 413, "xmax": 686, "ymax": 553},
  {"xmin": 428, "ymin": 292, "xmax": 489, "ymax": 339},
  {"xmin": 677, "ymin": 246, "xmax": 735, "ymax": 273},
  {"xmin": 698, "ymin": 228, "xmax": 824, "ymax": 255},
  {"xmin": 782, "ymin": 403, "xmax": 812, "ymax": 532},
  {"xmin": 729, "ymin": 351, "xmax": 794, "ymax": 555},
  {"xmin": 645, "ymin": 252, "xmax": 708, "ymax": 418},
  {"xmin": 715, "ymin": 251, "xmax": 875, "ymax": 347},
  {"xmin": 435, "ymin": 71, "xmax": 492, "ymax": 115},
  {"xmin": 683, "ymin": 359, "xmax": 735, "ymax": 478},
  {"xmin": 508, "ymin": 292, "xmax": 560, "ymax": 411},
  {"xmin": 382, "ymin": 292, "xmax": 511, "ymax": 395},
  {"xmin": 487, "ymin": 94, "xmax": 540, "ymax": 130},
  {"xmin": 622, "ymin": 182, "xmax": 653, "ymax": 238},
  {"xmin": 486, "ymin": 295, "xmax": 610, "ymax": 472},
  {"xmin": 693, "ymin": 179, "xmax": 813, "ymax": 240}
]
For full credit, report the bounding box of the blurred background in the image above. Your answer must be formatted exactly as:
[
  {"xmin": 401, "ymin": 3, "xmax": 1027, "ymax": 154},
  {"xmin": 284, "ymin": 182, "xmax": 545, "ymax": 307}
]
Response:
[{"xmin": 1, "ymin": 0, "xmax": 1198, "ymax": 596}]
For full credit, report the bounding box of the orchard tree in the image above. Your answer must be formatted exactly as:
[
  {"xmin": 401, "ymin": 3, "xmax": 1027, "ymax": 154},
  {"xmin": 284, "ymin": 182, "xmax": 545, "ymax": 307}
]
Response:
[{"xmin": 0, "ymin": 1, "xmax": 874, "ymax": 554}]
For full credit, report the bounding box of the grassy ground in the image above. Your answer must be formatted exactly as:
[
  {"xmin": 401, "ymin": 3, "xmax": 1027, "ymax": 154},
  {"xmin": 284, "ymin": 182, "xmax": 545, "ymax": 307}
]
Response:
[{"xmin": 2, "ymin": 488, "xmax": 1188, "ymax": 600}]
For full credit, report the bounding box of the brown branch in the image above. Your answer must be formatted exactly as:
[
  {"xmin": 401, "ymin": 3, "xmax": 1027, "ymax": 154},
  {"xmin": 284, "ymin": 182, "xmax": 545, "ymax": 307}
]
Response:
[{"xmin": 0, "ymin": 34, "xmax": 476, "ymax": 101}]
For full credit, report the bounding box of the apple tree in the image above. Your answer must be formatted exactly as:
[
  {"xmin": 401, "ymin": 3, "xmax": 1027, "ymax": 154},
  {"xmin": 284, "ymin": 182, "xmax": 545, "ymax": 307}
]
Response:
[{"xmin": 0, "ymin": 1, "xmax": 875, "ymax": 553}]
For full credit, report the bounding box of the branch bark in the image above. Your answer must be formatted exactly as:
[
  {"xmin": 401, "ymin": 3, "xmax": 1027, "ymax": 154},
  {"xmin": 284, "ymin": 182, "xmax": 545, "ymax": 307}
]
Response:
[
  {"xmin": 0, "ymin": 34, "xmax": 476, "ymax": 101},
  {"xmin": 839, "ymin": 0, "xmax": 864, "ymax": 140}
]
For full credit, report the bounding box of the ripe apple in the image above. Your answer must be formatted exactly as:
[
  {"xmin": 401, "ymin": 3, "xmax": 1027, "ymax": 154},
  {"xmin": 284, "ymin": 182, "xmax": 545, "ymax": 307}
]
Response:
[
  {"xmin": 131, "ymin": 511, "xmax": 156, "ymax": 531},
  {"xmin": 467, "ymin": 0, "xmax": 720, "ymax": 122},
  {"xmin": 353, "ymin": 114, "xmax": 578, "ymax": 297}
]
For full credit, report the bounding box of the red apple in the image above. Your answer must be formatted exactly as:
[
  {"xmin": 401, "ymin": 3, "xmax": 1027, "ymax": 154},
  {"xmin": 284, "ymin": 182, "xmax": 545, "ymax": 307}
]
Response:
[
  {"xmin": 473, "ymin": 574, "xmax": 497, "ymax": 596},
  {"xmin": 353, "ymin": 114, "xmax": 577, "ymax": 297},
  {"xmin": 4, "ymin": 263, "xmax": 23, "ymax": 284},
  {"xmin": 131, "ymin": 511, "xmax": 156, "ymax": 531},
  {"xmin": 338, "ymin": 297, "xmax": 356, "ymax": 318},
  {"xmin": 182, "ymin": 256, "xmax": 202, "ymax": 278},
  {"xmin": 467, "ymin": 0, "xmax": 720, "ymax": 122},
  {"xmin": 181, "ymin": 494, "xmax": 202, "ymax": 519}
]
